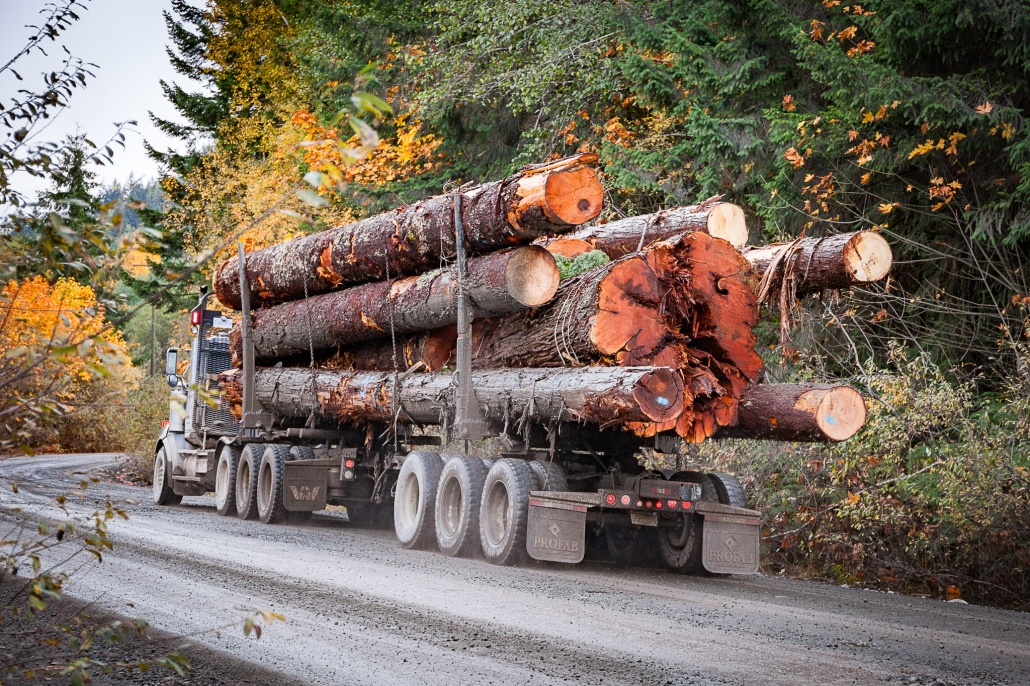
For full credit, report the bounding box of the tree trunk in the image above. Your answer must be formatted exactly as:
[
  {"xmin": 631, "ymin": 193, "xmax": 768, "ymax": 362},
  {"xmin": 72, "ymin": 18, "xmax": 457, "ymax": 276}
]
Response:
[
  {"xmin": 327, "ymin": 231, "xmax": 764, "ymax": 442},
  {"xmin": 538, "ymin": 199, "xmax": 748, "ymax": 259},
  {"xmin": 743, "ymin": 231, "xmax": 892, "ymax": 297},
  {"xmin": 716, "ymin": 383, "xmax": 866, "ymax": 441},
  {"xmin": 214, "ymin": 154, "xmax": 603, "ymax": 309},
  {"xmin": 230, "ymin": 246, "xmax": 559, "ymax": 363},
  {"xmin": 220, "ymin": 365, "xmax": 685, "ymax": 430}
]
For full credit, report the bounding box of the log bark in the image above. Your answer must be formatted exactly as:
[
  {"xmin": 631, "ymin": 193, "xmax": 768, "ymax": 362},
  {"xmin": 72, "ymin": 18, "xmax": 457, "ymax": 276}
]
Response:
[
  {"xmin": 220, "ymin": 365, "xmax": 685, "ymax": 430},
  {"xmin": 331, "ymin": 231, "xmax": 764, "ymax": 442},
  {"xmin": 214, "ymin": 154, "xmax": 603, "ymax": 310},
  {"xmin": 538, "ymin": 199, "xmax": 748, "ymax": 259},
  {"xmin": 229, "ymin": 246, "xmax": 558, "ymax": 363},
  {"xmin": 743, "ymin": 231, "xmax": 892, "ymax": 297},
  {"xmin": 716, "ymin": 383, "xmax": 866, "ymax": 441}
]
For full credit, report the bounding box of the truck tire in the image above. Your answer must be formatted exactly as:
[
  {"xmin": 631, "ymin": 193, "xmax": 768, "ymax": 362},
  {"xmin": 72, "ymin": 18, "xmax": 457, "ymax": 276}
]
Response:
[
  {"xmin": 235, "ymin": 444, "xmax": 263, "ymax": 520},
  {"xmin": 214, "ymin": 445, "xmax": 240, "ymax": 516},
  {"xmin": 289, "ymin": 446, "xmax": 314, "ymax": 461},
  {"xmin": 528, "ymin": 460, "xmax": 568, "ymax": 492},
  {"xmin": 658, "ymin": 472, "xmax": 716, "ymax": 574},
  {"xmin": 479, "ymin": 458, "xmax": 533, "ymax": 566},
  {"xmin": 152, "ymin": 447, "xmax": 182, "ymax": 506},
  {"xmin": 708, "ymin": 472, "xmax": 749, "ymax": 508},
  {"xmin": 257, "ymin": 445, "xmax": 290, "ymax": 524},
  {"xmin": 435, "ymin": 455, "xmax": 487, "ymax": 557},
  {"xmin": 393, "ymin": 451, "xmax": 442, "ymax": 549}
]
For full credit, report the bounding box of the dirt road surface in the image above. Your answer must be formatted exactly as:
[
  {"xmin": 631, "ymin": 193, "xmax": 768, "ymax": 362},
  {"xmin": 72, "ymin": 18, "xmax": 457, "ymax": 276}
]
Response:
[{"xmin": 0, "ymin": 453, "xmax": 1025, "ymax": 686}]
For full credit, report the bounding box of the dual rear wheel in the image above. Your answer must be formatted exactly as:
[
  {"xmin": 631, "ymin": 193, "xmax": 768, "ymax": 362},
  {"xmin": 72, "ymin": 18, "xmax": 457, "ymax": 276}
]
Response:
[{"xmin": 394, "ymin": 453, "xmax": 566, "ymax": 565}]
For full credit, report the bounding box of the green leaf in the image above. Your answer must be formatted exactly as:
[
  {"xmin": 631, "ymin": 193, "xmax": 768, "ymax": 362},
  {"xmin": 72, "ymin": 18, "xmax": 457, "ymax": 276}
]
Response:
[{"xmin": 296, "ymin": 189, "xmax": 328, "ymax": 207}]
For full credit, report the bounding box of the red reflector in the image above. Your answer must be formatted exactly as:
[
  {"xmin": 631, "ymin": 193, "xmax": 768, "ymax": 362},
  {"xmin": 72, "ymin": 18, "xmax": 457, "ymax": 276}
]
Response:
[
  {"xmin": 656, "ymin": 501, "xmax": 663, "ymax": 509},
  {"xmin": 161, "ymin": 420, "xmax": 169, "ymax": 427},
  {"xmin": 645, "ymin": 501, "xmax": 652, "ymax": 508},
  {"xmin": 620, "ymin": 495, "xmax": 631, "ymax": 506},
  {"xmin": 668, "ymin": 500, "xmax": 677, "ymax": 509},
  {"xmin": 190, "ymin": 310, "xmax": 202, "ymax": 325},
  {"xmin": 345, "ymin": 459, "xmax": 355, "ymax": 469},
  {"xmin": 605, "ymin": 493, "xmax": 616, "ymax": 505},
  {"xmin": 683, "ymin": 501, "xmax": 691, "ymax": 509}
]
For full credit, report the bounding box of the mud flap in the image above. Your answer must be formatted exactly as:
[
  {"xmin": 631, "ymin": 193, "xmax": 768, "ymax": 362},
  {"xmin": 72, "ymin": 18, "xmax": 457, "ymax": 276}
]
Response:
[
  {"xmin": 526, "ymin": 497, "xmax": 586, "ymax": 563},
  {"xmin": 701, "ymin": 513, "xmax": 760, "ymax": 574},
  {"xmin": 283, "ymin": 462, "xmax": 329, "ymax": 512}
]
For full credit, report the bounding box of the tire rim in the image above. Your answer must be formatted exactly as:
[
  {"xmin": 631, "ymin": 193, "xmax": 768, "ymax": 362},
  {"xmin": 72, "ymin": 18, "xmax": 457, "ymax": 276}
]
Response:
[
  {"xmin": 438, "ymin": 474, "xmax": 462, "ymax": 539},
  {"xmin": 483, "ymin": 479, "xmax": 510, "ymax": 547},
  {"xmin": 152, "ymin": 453, "xmax": 165, "ymax": 501},
  {"xmin": 215, "ymin": 457, "xmax": 230, "ymax": 509},
  {"xmin": 257, "ymin": 459, "xmax": 272, "ymax": 513},
  {"xmin": 397, "ymin": 470, "xmax": 421, "ymax": 532},
  {"xmin": 666, "ymin": 513, "xmax": 692, "ymax": 549}
]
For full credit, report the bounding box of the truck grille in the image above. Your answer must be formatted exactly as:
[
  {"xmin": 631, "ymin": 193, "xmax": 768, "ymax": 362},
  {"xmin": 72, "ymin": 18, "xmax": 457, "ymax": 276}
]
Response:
[{"xmin": 194, "ymin": 335, "xmax": 240, "ymax": 436}]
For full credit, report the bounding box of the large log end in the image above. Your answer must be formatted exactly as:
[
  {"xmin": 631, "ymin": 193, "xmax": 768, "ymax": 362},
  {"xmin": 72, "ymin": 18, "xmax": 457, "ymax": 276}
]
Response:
[
  {"xmin": 706, "ymin": 203, "xmax": 749, "ymax": 249},
  {"xmin": 506, "ymin": 246, "xmax": 561, "ymax": 306},
  {"xmin": 631, "ymin": 367, "xmax": 685, "ymax": 423},
  {"xmin": 509, "ymin": 156, "xmax": 603, "ymax": 231},
  {"xmin": 844, "ymin": 231, "xmax": 892, "ymax": 284},
  {"xmin": 796, "ymin": 385, "xmax": 867, "ymax": 441}
]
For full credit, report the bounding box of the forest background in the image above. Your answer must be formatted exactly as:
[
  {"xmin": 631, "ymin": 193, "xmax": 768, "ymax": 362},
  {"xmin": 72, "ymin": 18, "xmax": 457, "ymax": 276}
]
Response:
[{"xmin": 1, "ymin": 0, "xmax": 1028, "ymax": 608}]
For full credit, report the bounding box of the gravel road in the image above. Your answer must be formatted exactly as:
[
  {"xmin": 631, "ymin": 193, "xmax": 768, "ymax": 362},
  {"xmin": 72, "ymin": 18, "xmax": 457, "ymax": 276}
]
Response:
[{"xmin": 0, "ymin": 453, "xmax": 1026, "ymax": 686}]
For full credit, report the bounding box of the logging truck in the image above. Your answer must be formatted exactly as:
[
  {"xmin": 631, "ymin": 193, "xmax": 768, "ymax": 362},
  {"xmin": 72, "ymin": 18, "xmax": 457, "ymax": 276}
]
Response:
[
  {"xmin": 152, "ymin": 157, "xmax": 885, "ymax": 572},
  {"xmin": 154, "ymin": 285, "xmax": 761, "ymax": 572}
]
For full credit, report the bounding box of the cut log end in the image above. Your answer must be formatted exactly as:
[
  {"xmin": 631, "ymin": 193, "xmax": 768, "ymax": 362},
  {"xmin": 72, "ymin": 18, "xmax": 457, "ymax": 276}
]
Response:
[
  {"xmin": 543, "ymin": 166, "xmax": 604, "ymax": 225},
  {"xmin": 505, "ymin": 246, "xmax": 560, "ymax": 306},
  {"xmin": 631, "ymin": 367, "xmax": 685, "ymax": 423},
  {"xmin": 844, "ymin": 231, "xmax": 892, "ymax": 284},
  {"xmin": 705, "ymin": 203, "xmax": 748, "ymax": 249},
  {"xmin": 798, "ymin": 386, "xmax": 867, "ymax": 441}
]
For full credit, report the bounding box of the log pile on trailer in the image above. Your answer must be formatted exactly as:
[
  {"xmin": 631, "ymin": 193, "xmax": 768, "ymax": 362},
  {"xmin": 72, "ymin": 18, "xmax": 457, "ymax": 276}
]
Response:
[{"xmin": 190, "ymin": 154, "xmax": 894, "ymax": 572}]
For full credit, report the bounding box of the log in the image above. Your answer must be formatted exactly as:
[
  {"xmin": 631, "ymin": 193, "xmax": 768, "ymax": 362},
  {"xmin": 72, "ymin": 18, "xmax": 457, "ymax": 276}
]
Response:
[
  {"xmin": 229, "ymin": 246, "xmax": 559, "ymax": 363},
  {"xmin": 716, "ymin": 383, "xmax": 866, "ymax": 441},
  {"xmin": 219, "ymin": 365, "xmax": 685, "ymax": 430},
  {"xmin": 332, "ymin": 231, "xmax": 764, "ymax": 442},
  {"xmin": 538, "ymin": 200, "xmax": 748, "ymax": 259},
  {"xmin": 214, "ymin": 154, "xmax": 603, "ymax": 309},
  {"xmin": 742, "ymin": 231, "xmax": 892, "ymax": 296}
]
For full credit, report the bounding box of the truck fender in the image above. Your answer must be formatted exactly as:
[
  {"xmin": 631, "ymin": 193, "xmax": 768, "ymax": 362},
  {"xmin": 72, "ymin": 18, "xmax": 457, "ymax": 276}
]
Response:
[{"xmin": 158, "ymin": 431, "xmax": 191, "ymax": 477}]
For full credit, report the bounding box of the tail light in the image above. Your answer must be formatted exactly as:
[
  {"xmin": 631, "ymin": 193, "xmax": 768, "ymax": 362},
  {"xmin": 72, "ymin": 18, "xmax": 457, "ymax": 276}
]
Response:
[
  {"xmin": 605, "ymin": 493, "xmax": 616, "ymax": 505},
  {"xmin": 344, "ymin": 459, "xmax": 355, "ymax": 469}
]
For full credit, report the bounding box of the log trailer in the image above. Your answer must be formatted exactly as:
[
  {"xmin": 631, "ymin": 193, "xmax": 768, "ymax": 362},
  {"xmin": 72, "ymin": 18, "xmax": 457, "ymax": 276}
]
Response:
[{"xmin": 153, "ymin": 205, "xmax": 765, "ymax": 575}]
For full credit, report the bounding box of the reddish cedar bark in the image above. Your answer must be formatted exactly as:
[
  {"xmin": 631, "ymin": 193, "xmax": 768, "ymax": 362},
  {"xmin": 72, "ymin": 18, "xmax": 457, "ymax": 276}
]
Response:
[
  {"xmin": 220, "ymin": 365, "xmax": 684, "ymax": 430},
  {"xmin": 229, "ymin": 246, "xmax": 558, "ymax": 363},
  {"xmin": 214, "ymin": 154, "xmax": 603, "ymax": 309},
  {"xmin": 716, "ymin": 383, "xmax": 866, "ymax": 441},
  {"xmin": 538, "ymin": 199, "xmax": 748, "ymax": 259}
]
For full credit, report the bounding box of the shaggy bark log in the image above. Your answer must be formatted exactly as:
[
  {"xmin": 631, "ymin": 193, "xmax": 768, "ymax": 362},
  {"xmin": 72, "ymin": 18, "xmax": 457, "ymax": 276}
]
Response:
[
  {"xmin": 214, "ymin": 154, "xmax": 603, "ymax": 309},
  {"xmin": 743, "ymin": 231, "xmax": 892, "ymax": 297},
  {"xmin": 229, "ymin": 246, "xmax": 559, "ymax": 363},
  {"xmin": 333, "ymin": 232, "xmax": 763, "ymax": 441},
  {"xmin": 716, "ymin": 383, "xmax": 866, "ymax": 441},
  {"xmin": 220, "ymin": 365, "xmax": 685, "ymax": 429},
  {"xmin": 538, "ymin": 200, "xmax": 748, "ymax": 259}
]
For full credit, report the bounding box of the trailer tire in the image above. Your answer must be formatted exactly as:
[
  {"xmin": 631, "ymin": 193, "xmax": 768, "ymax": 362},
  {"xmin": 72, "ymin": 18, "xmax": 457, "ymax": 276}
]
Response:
[
  {"xmin": 708, "ymin": 472, "xmax": 749, "ymax": 508},
  {"xmin": 257, "ymin": 445, "xmax": 290, "ymax": 524},
  {"xmin": 658, "ymin": 472, "xmax": 716, "ymax": 574},
  {"xmin": 528, "ymin": 461, "xmax": 568, "ymax": 492},
  {"xmin": 394, "ymin": 451, "xmax": 442, "ymax": 549},
  {"xmin": 235, "ymin": 444, "xmax": 263, "ymax": 520},
  {"xmin": 214, "ymin": 446, "xmax": 240, "ymax": 516},
  {"xmin": 288, "ymin": 446, "xmax": 314, "ymax": 461},
  {"xmin": 152, "ymin": 447, "xmax": 182, "ymax": 506},
  {"xmin": 435, "ymin": 455, "xmax": 488, "ymax": 557},
  {"xmin": 479, "ymin": 458, "xmax": 533, "ymax": 566}
]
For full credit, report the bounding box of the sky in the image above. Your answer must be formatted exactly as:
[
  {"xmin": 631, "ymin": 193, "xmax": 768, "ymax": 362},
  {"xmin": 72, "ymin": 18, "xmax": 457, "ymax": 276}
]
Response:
[{"xmin": 0, "ymin": 0, "xmax": 201, "ymax": 200}]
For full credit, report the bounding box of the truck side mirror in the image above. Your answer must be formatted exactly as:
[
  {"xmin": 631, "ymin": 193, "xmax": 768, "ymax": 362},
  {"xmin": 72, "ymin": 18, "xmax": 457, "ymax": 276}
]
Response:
[{"xmin": 165, "ymin": 348, "xmax": 179, "ymax": 375}]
